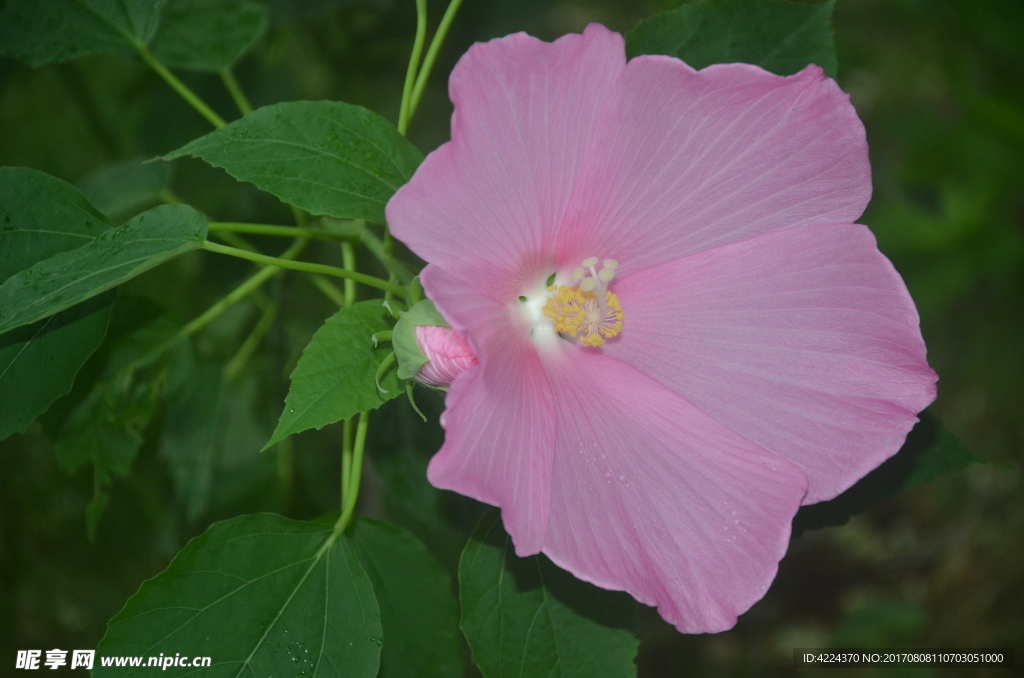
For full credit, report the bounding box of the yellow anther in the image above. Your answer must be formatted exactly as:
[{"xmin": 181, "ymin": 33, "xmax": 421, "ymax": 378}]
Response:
[{"xmin": 542, "ymin": 285, "xmax": 623, "ymax": 348}]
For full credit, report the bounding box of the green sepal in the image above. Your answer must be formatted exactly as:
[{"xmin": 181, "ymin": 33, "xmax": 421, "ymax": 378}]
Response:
[
  {"xmin": 405, "ymin": 382, "xmax": 428, "ymax": 423},
  {"xmin": 382, "ymin": 299, "xmax": 406, "ymax": 320},
  {"xmin": 393, "ymin": 300, "xmax": 448, "ymax": 381},
  {"xmin": 409, "ymin": 276, "xmax": 425, "ymax": 304},
  {"xmin": 375, "ymin": 352, "xmax": 397, "ymax": 394}
]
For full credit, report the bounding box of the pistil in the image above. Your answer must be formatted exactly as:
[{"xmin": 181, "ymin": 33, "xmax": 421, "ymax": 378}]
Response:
[{"xmin": 542, "ymin": 257, "xmax": 623, "ymax": 347}]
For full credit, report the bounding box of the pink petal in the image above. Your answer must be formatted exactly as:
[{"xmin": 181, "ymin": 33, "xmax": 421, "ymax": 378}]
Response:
[
  {"xmin": 540, "ymin": 348, "xmax": 808, "ymax": 633},
  {"xmin": 414, "ymin": 324, "xmax": 478, "ymax": 388},
  {"xmin": 424, "ymin": 268, "xmax": 556, "ymax": 554},
  {"xmin": 419, "ymin": 264, "xmax": 510, "ymax": 356},
  {"xmin": 557, "ymin": 59, "xmax": 871, "ymax": 277},
  {"xmin": 604, "ymin": 224, "xmax": 938, "ymax": 504},
  {"xmin": 387, "ymin": 24, "xmax": 626, "ymax": 302}
]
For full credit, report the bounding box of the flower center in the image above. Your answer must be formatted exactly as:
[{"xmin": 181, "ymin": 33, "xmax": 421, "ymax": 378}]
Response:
[{"xmin": 542, "ymin": 257, "xmax": 623, "ymax": 347}]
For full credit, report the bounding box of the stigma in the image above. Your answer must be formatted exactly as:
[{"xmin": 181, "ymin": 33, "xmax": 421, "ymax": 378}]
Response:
[{"xmin": 542, "ymin": 257, "xmax": 623, "ymax": 347}]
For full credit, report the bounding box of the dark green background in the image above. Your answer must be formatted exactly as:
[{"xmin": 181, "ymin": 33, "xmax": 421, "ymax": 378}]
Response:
[{"xmin": 1, "ymin": 0, "xmax": 1021, "ymax": 676}]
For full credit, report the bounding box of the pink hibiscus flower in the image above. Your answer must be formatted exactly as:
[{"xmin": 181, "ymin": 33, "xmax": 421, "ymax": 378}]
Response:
[{"xmin": 386, "ymin": 24, "xmax": 937, "ymax": 633}]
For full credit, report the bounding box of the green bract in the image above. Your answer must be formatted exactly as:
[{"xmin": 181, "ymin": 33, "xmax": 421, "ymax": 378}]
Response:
[{"xmin": 393, "ymin": 299, "xmax": 450, "ymax": 381}]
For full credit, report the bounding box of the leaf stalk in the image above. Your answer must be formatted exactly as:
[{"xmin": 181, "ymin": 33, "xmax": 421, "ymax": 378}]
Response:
[
  {"xmin": 201, "ymin": 240, "xmax": 408, "ymax": 297},
  {"xmin": 220, "ymin": 68, "xmax": 253, "ymax": 116},
  {"xmin": 136, "ymin": 44, "xmax": 227, "ymax": 128}
]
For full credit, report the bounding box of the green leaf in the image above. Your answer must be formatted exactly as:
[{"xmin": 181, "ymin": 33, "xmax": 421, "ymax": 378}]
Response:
[
  {"xmin": 0, "ymin": 292, "xmax": 114, "ymax": 441},
  {"xmin": 351, "ymin": 519, "xmax": 462, "ymax": 678},
  {"xmin": 102, "ymin": 308, "xmax": 182, "ymax": 378},
  {"xmin": 372, "ymin": 443, "xmax": 472, "ymax": 571},
  {"xmin": 460, "ymin": 509, "xmax": 639, "ymax": 678},
  {"xmin": 51, "ymin": 309, "xmax": 180, "ymax": 476},
  {"xmin": 94, "ymin": 513, "xmax": 382, "ymax": 678},
  {"xmin": 626, "ymin": 0, "xmax": 838, "ymax": 78},
  {"xmin": 149, "ymin": 0, "xmax": 268, "ymax": 71},
  {"xmin": 53, "ymin": 370, "xmax": 150, "ymax": 476},
  {"xmin": 0, "ymin": 203, "xmax": 207, "ymax": 333},
  {"xmin": 164, "ymin": 100, "xmax": 423, "ymax": 224},
  {"xmin": 0, "ymin": 0, "xmax": 168, "ymax": 67},
  {"xmin": 77, "ymin": 157, "xmax": 171, "ymax": 221},
  {"xmin": 792, "ymin": 410, "xmax": 980, "ymax": 537},
  {"xmin": 267, "ymin": 301, "xmax": 401, "ymax": 448},
  {"xmin": 160, "ymin": 361, "xmax": 223, "ymax": 522},
  {"xmin": 0, "ymin": 166, "xmax": 112, "ymax": 283},
  {"xmin": 86, "ymin": 487, "xmax": 111, "ymax": 542},
  {"xmin": 904, "ymin": 423, "xmax": 980, "ymax": 489},
  {"xmin": 0, "ymin": 0, "xmax": 265, "ymax": 71},
  {"xmin": 0, "ymin": 167, "xmax": 119, "ymax": 440}
]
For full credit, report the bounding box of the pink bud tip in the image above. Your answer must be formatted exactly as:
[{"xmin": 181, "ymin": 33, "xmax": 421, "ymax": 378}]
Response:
[{"xmin": 414, "ymin": 324, "xmax": 479, "ymax": 387}]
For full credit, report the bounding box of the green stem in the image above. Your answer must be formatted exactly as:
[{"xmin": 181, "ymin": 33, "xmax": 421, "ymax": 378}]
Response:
[
  {"xmin": 212, "ymin": 230, "xmax": 260, "ymax": 252},
  {"xmin": 342, "ymin": 242, "xmax": 357, "ymax": 307},
  {"xmin": 341, "ymin": 418, "xmax": 354, "ymax": 505},
  {"xmin": 202, "ymin": 240, "xmax": 408, "ymax": 297},
  {"xmin": 209, "ymin": 222, "xmax": 356, "ymax": 242},
  {"xmin": 382, "ymin": 225, "xmax": 397, "ymax": 302},
  {"xmin": 337, "ymin": 411, "xmax": 370, "ymax": 531},
  {"xmin": 182, "ymin": 239, "xmax": 307, "ymax": 338},
  {"xmin": 210, "ymin": 226, "xmax": 350, "ymax": 306},
  {"xmin": 252, "ymin": 288, "xmax": 274, "ymax": 311},
  {"xmin": 308, "ymin": 274, "xmax": 348, "ymax": 307},
  {"xmin": 159, "ymin": 188, "xmax": 182, "ymax": 205},
  {"xmin": 136, "ymin": 44, "xmax": 227, "ymax": 128},
  {"xmin": 358, "ymin": 223, "xmax": 416, "ymax": 284},
  {"xmin": 220, "ymin": 68, "xmax": 253, "ymax": 116},
  {"xmin": 225, "ymin": 302, "xmax": 278, "ymax": 381},
  {"xmin": 398, "ymin": 0, "xmax": 429, "ymax": 135},
  {"xmin": 93, "ymin": 239, "xmax": 303, "ymax": 379},
  {"xmin": 408, "ymin": 0, "xmax": 465, "ymax": 124},
  {"xmin": 321, "ymin": 218, "xmax": 415, "ymax": 284},
  {"xmin": 290, "ymin": 205, "xmax": 309, "ymax": 229}
]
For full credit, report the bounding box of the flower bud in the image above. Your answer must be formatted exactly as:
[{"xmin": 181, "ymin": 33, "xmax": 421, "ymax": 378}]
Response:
[
  {"xmin": 392, "ymin": 300, "xmax": 478, "ymax": 388},
  {"xmin": 413, "ymin": 324, "xmax": 478, "ymax": 387}
]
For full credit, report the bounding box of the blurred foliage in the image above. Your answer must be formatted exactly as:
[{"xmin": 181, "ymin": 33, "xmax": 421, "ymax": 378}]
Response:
[{"xmin": 1, "ymin": 0, "xmax": 1021, "ymax": 676}]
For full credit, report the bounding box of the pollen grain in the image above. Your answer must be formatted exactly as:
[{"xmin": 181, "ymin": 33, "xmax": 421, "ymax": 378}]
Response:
[{"xmin": 542, "ymin": 284, "xmax": 623, "ymax": 347}]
